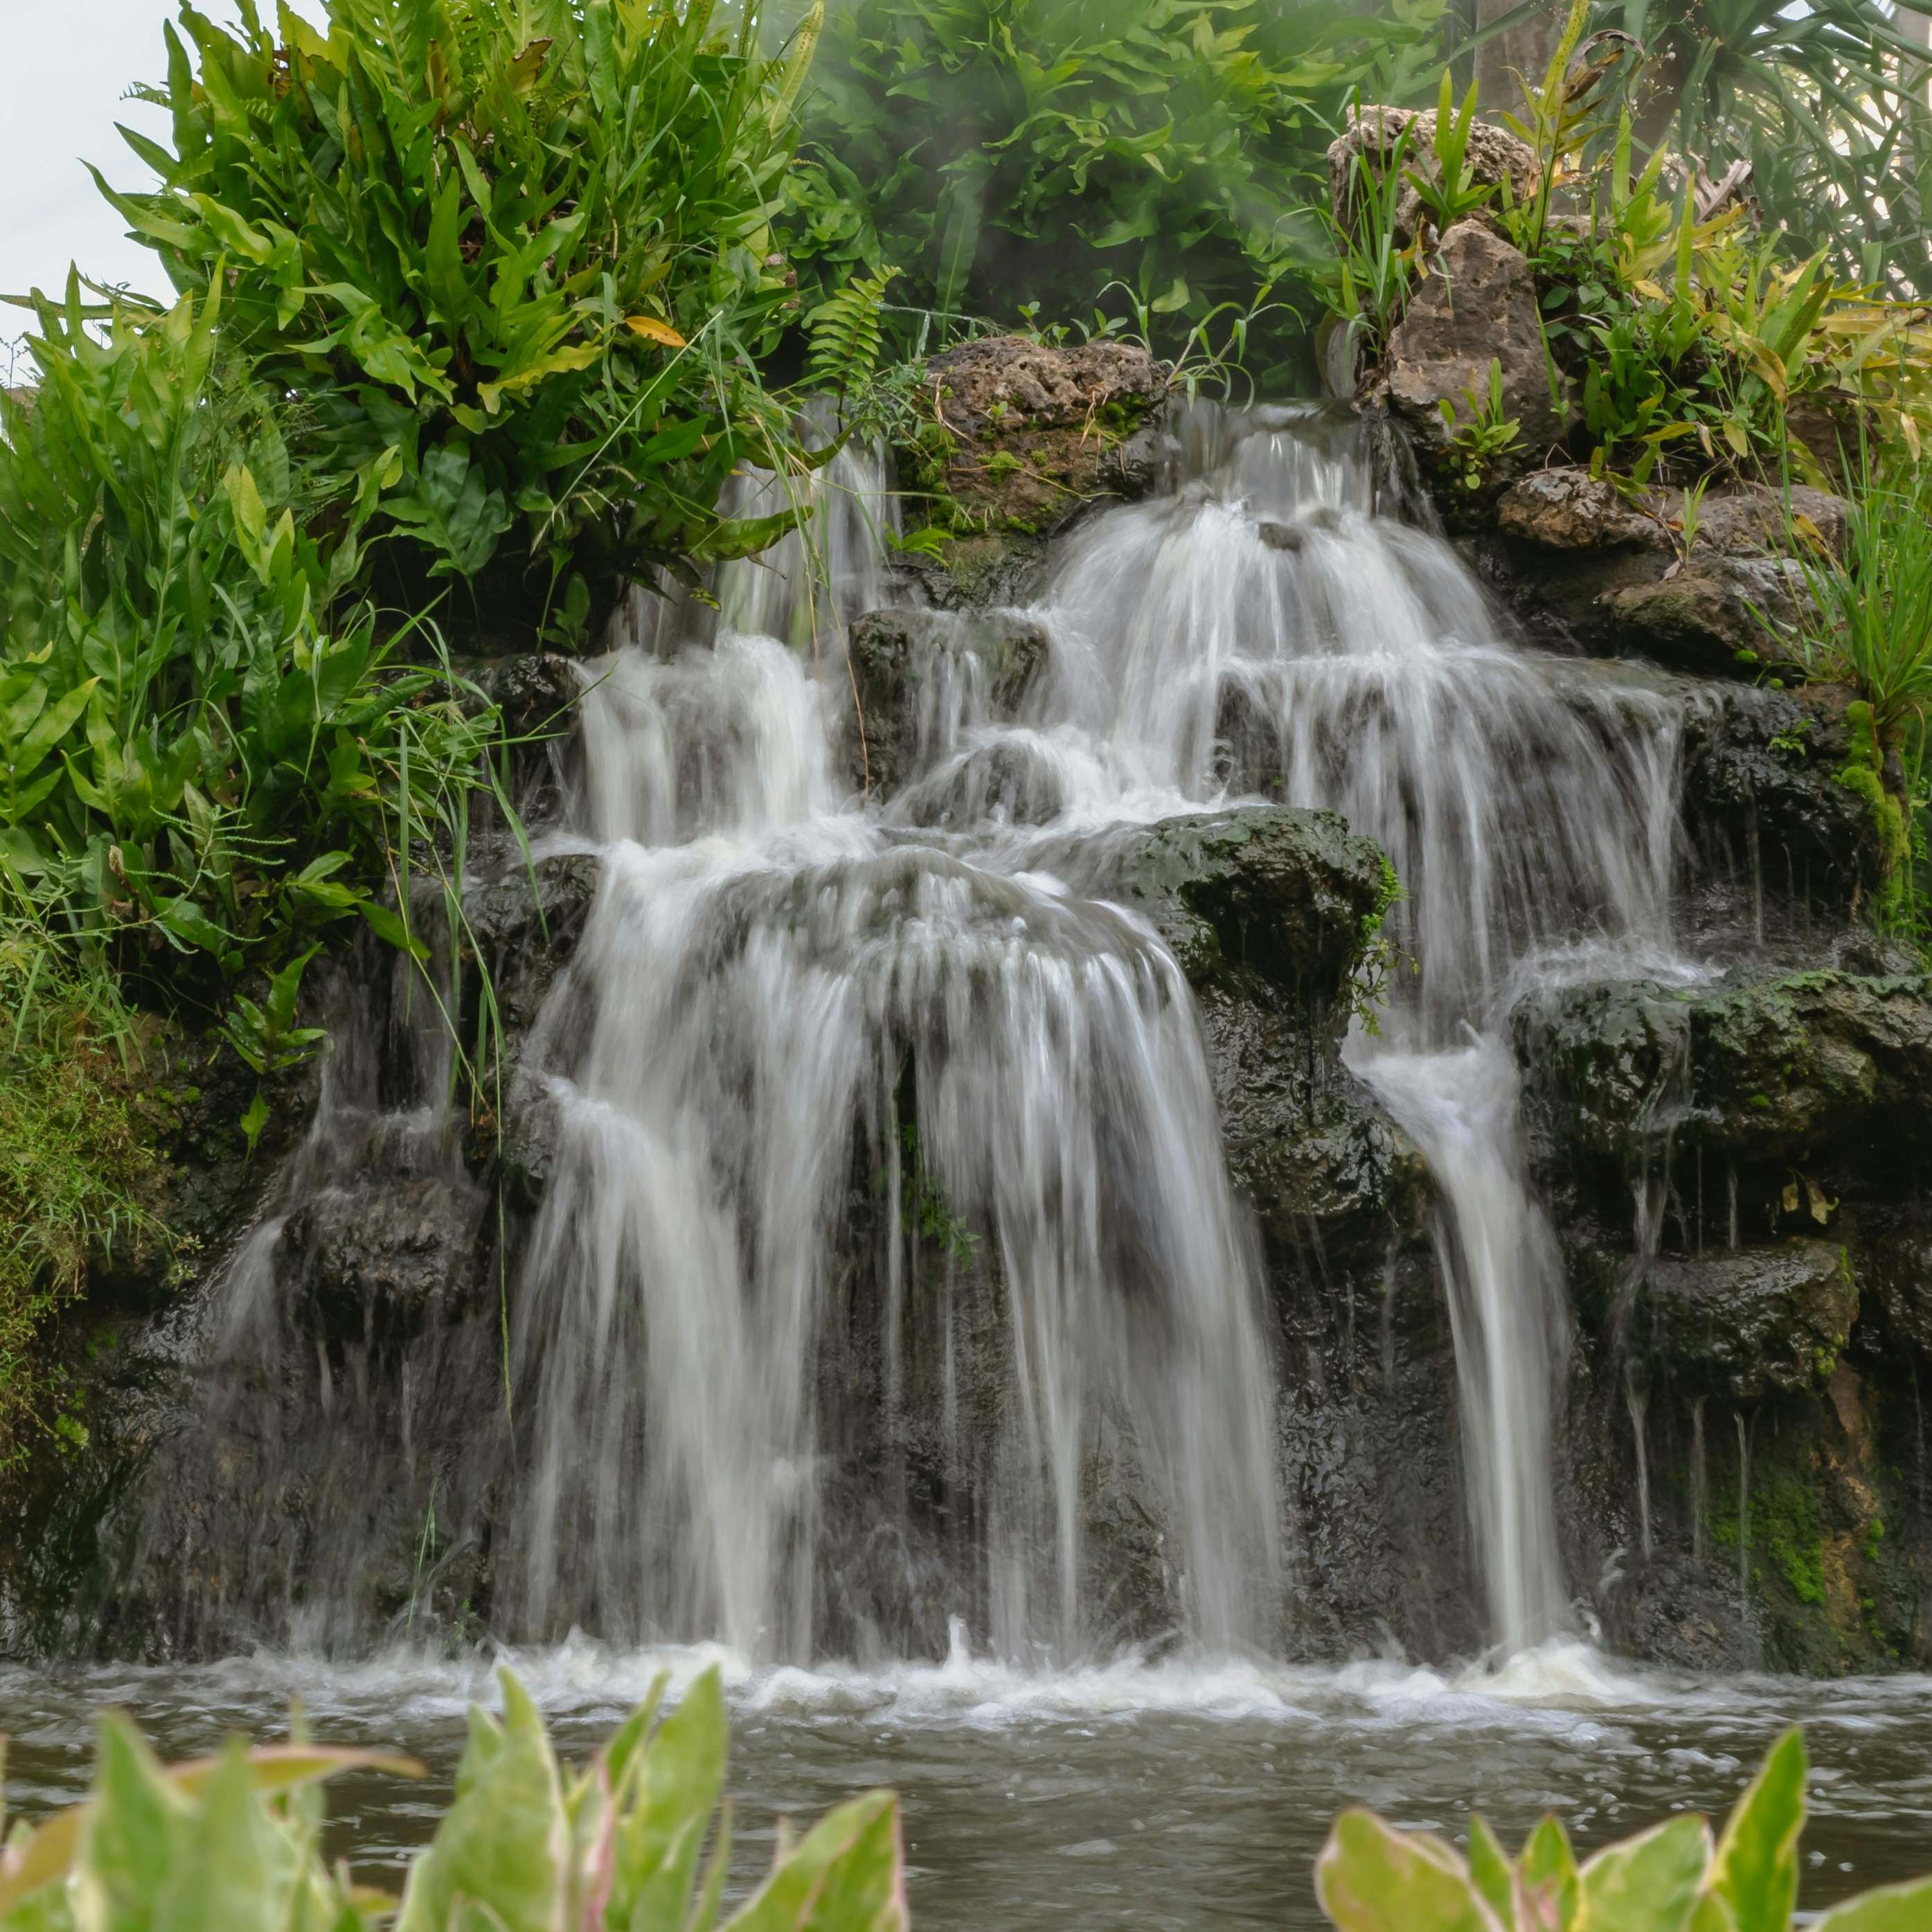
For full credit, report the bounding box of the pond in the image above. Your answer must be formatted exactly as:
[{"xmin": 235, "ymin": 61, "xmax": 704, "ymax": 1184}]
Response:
[{"xmin": 3, "ymin": 1638, "xmax": 1928, "ymax": 1926}]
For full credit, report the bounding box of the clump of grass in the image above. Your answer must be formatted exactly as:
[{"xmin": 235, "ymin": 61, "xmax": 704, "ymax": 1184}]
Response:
[
  {"xmin": 0, "ymin": 925, "xmax": 175, "ymax": 1469},
  {"xmin": 1789, "ymin": 458, "xmax": 1932, "ymax": 940}
]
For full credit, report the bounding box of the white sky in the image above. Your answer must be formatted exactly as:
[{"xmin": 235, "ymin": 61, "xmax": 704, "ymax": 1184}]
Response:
[{"xmin": 1, "ymin": 1, "xmax": 324, "ymax": 370}]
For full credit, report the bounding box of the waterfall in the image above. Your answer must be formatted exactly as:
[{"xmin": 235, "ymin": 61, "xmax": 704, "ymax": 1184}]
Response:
[
  {"xmin": 505, "ymin": 400, "xmax": 1698, "ymax": 1663},
  {"xmin": 1692, "ymin": 1395, "xmax": 1709, "ymax": 1562},
  {"xmin": 508, "ymin": 432, "xmax": 1284, "ymax": 1662},
  {"xmin": 1627, "ymin": 1379, "xmax": 1653, "ymax": 1563},
  {"xmin": 1737, "ymin": 1410, "xmax": 1753, "ymax": 1603},
  {"xmin": 1015, "ymin": 405, "xmax": 1685, "ymax": 1652}
]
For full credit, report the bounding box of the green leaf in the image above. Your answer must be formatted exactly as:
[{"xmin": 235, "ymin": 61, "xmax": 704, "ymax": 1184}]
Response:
[
  {"xmin": 1466, "ymin": 1817, "xmax": 1512, "ymax": 1926},
  {"xmin": 608, "ymin": 1666, "xmax": 731, "ymax": 1930},
  {"xmin": 359, "ymin": 899, "xmax": 431, "ymax": 962},
  {"xmin": 394, "ymin": 1671, "xmax": 570, "ymax": 1932},
  {"xmin": 1518, "ymin": 1815, "xmax": 1580, "ymax": 1931},
  {"xmin": 1814, "ymin": 1877, "xmax": 1932, "ymax": 1930},
  {"xmin": 1576, "ymin": 1814, "xmax": 1712, "ymax": 1932},
  {"xmin": 1707, "ymin": 1729, "xmax": 1805, "ymax": 1932},
  {"xmin": 726, "ymin": 1791, "xmax": 906, "ymax": 1932},
  {"xmin": 1315, "ymin": 1812, "xmax": 1503, "ymax": 1932}
]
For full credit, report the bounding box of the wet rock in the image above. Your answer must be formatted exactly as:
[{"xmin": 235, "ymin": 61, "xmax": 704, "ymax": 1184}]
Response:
[
  {"xmin": 1199, "ymin": 978, "xmax": 1425, "ymax": 1255},
  {"xmin": 1381, "ymin": 222, "xmax": 1573, "ymax": 484},
  {"xmin": 481, "ymin": 653, "xmax": 580, "ymax": 740},
  {"xmin": 845, "ymin": 607, "xmax": 1049, "ymax": 798},
  {"xmin": 1636, "ymin": 1240, "xmax": 1856, "ymax": 1397},
  {"xmin": 1520, "ymin": 969, "xmax": 1932, "ymax": 1179},
  {"xmin": 463, "ymin": 852, "xmax": 600, "ymax": 1037},
  {"xmin": 1598, "ymin": 1552, "xmax": 1755, "ymax": 1672},
  {"xmin": 1487, "ymin": 466, "xmax": 1851, "ymax": 674},
  {"xmin": 912, "ymin": 336, "xmax": 1170, "ymax": 535},
  {"xmin": 1327, "ymin": 105, "xmax": 1537, "ymax": 248},
  {"xmin": 1681, "ymin": 680, "xmax": 1877, "ymax": 915},
  {"xmin": 283, "ymin": 1175, "xmax": 483, "ymax": 1351},
  {"xmin": 1089, "ymin": 805, "xmax": 1394, "ymax": 996},
  {"xmin": 1863, "ymin": 1218, "xmax": 1932, "ymax": 1357},
  {"xmin": 890, "ymin": 531, "xmax": 1048, "ymax": 611}
]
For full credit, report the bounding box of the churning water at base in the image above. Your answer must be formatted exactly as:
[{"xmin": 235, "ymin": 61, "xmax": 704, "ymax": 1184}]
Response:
[{"xmin": 4, "ymin": 1645, "xmax": 1929, "ymax": 1929}]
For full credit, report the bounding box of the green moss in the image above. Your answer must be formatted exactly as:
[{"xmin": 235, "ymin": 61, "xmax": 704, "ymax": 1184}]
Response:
[
  {"xmin": 1758, "ymin": 1471, "xmax": 1827, "ymax": 1605},
  {"xmin": 985, "ymin": 449, "xmax": 1023, "ymax": 480},
  {"xmin": 0, "ymin": 940, "xmax": 179, "ymax": 1471}
]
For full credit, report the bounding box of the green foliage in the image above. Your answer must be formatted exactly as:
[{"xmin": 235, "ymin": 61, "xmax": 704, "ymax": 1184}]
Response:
[
  {"xmin": 789, "ymin": 0, "xmax": 1448, "ymax": 377},
  {"xmin": 1315, "ymin": 1726, "xmax": 1932, "ymax": 1931},
  {"xmin": 1322, "ymin": 121, "xmax": 1422, "ymax": 379},
  {"xmin": 1330, "ymin": 19, "xmax": 1932, "ymax": 490},
  {"xmin": 103, "ymin": 0, "xmax": 817, "ymax": 614},
  {"xmin": 806, "ymin": 265, "xmax": 902, "ymax": 400},
  {"xmin": 0, "ymin": 1665, "xmax": 909, "ymax": 1932},
  {"xmin": 0, "ymin": 281, "xmax": 501, "ymax": 985},
  {"xmin": 1438, "ymin": 357, "xmax": 1523, "ymax": 499},
  {"xmin": 1406, "ymin": 71, "xmax": 1497, "ymax": 233},
  {"xmin": 0, "ymin": 931, "xmax": 173, "ymax": 1470},
  {"xmin": 1780, "ymin": 457, "xmax": 1932, "ymax": 938},
  {"xmin": 1609, "ymin": 0, "xmax": 1932, "ymax": 301}
]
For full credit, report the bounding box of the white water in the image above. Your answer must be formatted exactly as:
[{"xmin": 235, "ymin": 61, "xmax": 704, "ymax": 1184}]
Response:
[{"xmin": 501, "ymin": 400, "xmax": 1703, "ymax": 1665}]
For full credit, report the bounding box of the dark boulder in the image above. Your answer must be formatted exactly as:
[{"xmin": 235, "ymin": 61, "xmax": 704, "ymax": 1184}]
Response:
[
  {"xmin": 1634, "ymin": 1240, "xmax": 1857, "ymax": 1397},
  {"xmin": 283, "ymin": 1174, "xmax": 485, "ymax": 1352},
  {"xmin": 1075, "ymin": 805, "xmax": 1395, "ymax": 996},
  {"xmin": 1519, "ymin": 969, "xmax": 1932, "ymax": 1184},
  {"xmin": 843, "ymin": 607, "xmax": 1049, "ymax": 799}
]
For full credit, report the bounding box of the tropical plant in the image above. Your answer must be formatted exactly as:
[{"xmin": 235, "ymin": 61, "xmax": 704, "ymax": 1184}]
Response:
[
  {"xmin": 0, "ymin": 281, "xmax": 505, "ymax": 989},
  {"xmin": 1407, "ymin": 70, "xmax": 1501, "ymax": 233},
  {"xmin": 1316, "ymin": 1726, "xmax": 1932, "ymax": 1932},
  {"xmin": 1783, "ymin": 457, "xmax": 1932, "ymax": 932},
  {"xmin": 1438, "ymin": 357, "xmax": 1525, "ymax": 497},
  {"xmin": 98, "ymin": 0, "xmax": 820, "ymax": 629},
  {"xmin": 1609, "ymin": 0, "xmax": 1932, "ymax": 300},
  {"xmin": 788, "ymin": 0, "xmax": 1449, "ymax": 381},
  {"xmin": 0, "ymin": 1665, "xmax": 909, "ymax": 1930}
]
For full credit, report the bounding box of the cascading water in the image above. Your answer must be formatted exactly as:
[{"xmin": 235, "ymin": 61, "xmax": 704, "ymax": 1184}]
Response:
[
  {"xmin": 1005, "ymin": 405, "xmax": 1687, "ymax": 1654},
  {"xmin": 506, "ymin": 433, "xmax": 1284, "ymax": 1663},
  {"xmin": 141, "ymin": 398, "xmax": 1704, "ymax": 1667}
]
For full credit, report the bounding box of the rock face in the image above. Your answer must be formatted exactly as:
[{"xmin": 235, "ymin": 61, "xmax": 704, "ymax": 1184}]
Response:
[
  {"xmin": 1381, "ymin": 222, "xmax": 1573, "ymax": 478},
  {"xmin": 843, "ymin": 607, "xmax": 1048, "ymax": 798},
  {"xmin": 1069, "ymin": 805, "xmax": 1395, "ymax": 993},
  {"xmin": 1327, "ymin": 105, "xmax": 1537, "ymax": 247},
  {"xmin": 1487, "ymin": 466, "xmax": 1852, "ymax": 674},
  {"xmin": 1638, "ymin": 1242, "xmax": 1857, "ymax": 1398},
  {"xmin": 915, "ymin": 337, "xmax": 1170, "ymax": 535}
]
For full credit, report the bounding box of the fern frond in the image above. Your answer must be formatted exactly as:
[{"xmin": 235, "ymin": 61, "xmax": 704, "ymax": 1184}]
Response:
[{"xmin": 805, "ymin": 265, "xmax": 900, "ymax": 397}]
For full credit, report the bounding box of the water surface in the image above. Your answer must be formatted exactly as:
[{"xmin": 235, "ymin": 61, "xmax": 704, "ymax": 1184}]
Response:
[{"xmin": 3, "ymin": 1641, "xmax": 1928, "ymax": 1926}]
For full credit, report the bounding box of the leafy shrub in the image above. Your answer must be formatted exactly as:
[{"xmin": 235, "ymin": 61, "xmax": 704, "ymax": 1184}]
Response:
[
  {"xmin": 1782, "ymin": 458, "xmax": 1932, "ymax": 937},
  {"xmin": 788, "ymin": 0, "xmax": 1447, "ymax": 377},
  {"xmin": 1327, "ymin": 1, "xmax": 1932, "ymax": 488},
  {"xmin": 1613, "ymin": 0, "xmax": 1932, "ymax": 301},
  {"xmin": 0, "ymin": 282, "xmax": 499, "ymax": 985},
  {"xmin": 1316, "ymin": 1727, "xmax": 1932, "ymax": 1932},
  {"xmin": 101, "ymin": 0, "xmax": 820, "ymax": 628},
  {"xmin": 0, "ymin": 1665, "xmax": 907, "ymax": 1930}
]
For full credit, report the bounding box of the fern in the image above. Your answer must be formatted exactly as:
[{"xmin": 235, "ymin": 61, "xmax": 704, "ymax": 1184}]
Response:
[{"xmin": 805, "ymin": 266, "xmax": 900, "ymax": 397}]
